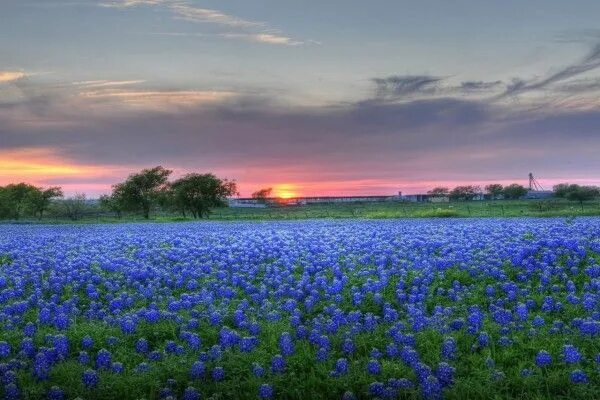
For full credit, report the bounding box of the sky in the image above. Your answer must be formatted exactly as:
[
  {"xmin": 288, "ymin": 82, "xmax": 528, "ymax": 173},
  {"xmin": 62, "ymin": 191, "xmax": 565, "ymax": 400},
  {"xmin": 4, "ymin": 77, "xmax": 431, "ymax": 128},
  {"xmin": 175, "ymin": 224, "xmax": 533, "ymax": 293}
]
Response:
[{"xmin": 1, "ymin": 0, "xmax": 600, "ymax": 197}]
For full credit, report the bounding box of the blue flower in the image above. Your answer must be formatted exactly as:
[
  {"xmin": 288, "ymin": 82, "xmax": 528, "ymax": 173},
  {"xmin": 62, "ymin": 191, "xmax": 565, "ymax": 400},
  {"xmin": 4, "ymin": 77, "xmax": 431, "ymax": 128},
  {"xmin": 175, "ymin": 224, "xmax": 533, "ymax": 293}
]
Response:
[
  {"xmin": 183, "ymin": 387, "xmax": 200, "ymax": 400},
  {"xmin": 96, "ymin": 349, "xmax": 112, "ymax": 370},
  {"xmin": 47, "ymin": 386, "xmax": 65, "ymax": 400},
  {"xmin": 271, "ymin": 354, "xmax": 285, "ymax": 374},
  {"xmin": 190, "ymin": 361, "xmax": 205, "ymax": 379},
  {"xmin": 367, "ymin": 359, "xmax": 381, "ymax": 375},
  {"xmin": 570, "ymin": 369, "xmax": 588, "ymax": 384},
  {"xmin": 563, "ymin": 345, "xmax": 582, "ymax": 364},
  {"xmin": 212, "ymin": 366, "xmax": 225, "ymax": 381},
  {"xmin": 82, "ymin": 369, "xmax": 99, "ymax": 388},
  {"xmin": 259, "ymin": 383, "xmax": 274, "ymax": 399},
  {"xmin": 535, "ymin": 351, "xmax": 552, "ymax": 368}
]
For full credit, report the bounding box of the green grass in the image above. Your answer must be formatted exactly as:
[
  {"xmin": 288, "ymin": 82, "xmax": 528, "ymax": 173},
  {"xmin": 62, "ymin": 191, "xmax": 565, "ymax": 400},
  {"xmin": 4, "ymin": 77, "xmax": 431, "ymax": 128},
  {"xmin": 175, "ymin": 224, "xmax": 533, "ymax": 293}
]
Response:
[{"xmin": 7, "ymin": 199, "xmax": 600, "ymax": 224}]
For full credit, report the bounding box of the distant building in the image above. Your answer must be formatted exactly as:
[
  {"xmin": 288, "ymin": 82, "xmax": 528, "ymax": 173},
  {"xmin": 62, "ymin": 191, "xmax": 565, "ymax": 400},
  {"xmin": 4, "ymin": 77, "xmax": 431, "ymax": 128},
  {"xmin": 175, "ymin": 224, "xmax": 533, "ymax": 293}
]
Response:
[
  {"xmin": 228, "ymin": 195, "xmax": 402, "ymax": 208},
  {"xmin": 524, "ymin": 190, "xmax": 554, "ymax": 200}
]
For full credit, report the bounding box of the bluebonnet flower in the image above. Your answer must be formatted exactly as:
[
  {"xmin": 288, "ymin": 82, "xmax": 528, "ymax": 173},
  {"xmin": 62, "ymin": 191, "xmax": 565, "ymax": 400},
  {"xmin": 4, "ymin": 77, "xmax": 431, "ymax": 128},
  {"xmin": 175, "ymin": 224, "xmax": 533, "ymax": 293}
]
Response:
[
  {"xmin": 135, "ymin": 362, "xmax": 150, "ymax": 373},
  {"xmin": 441, "ymin": 337, "xmax": 457, "ymax": 360},
  {"xmin": 421, "ymin": 375, "xmax": 443, "ymax": 400},
  {"xmin": 271, "ymin": 354, "xmax": 285, "ymax": 374},
  {"xmin": 47, "ymin": 386, "xmax": 65, "ymax": 400},
  {"xmin": 367, "ymin": 359, "xmax": 381, "ymax": 375},
  {"xmin": 96, "ymin": 349, "xmax": 112, "ymax": 370},
  {"xmin": 259, "ymin": 383, "xmax": 274, "ymax": 399},
  {"xmin": 535, "ymin": 351, "xmax": 552, "ymax": 367},
  {"xmin": 342, "ymin": 338, "xmax": 355, "ymax": 355},
  {"xmin": 436, "ymin": 362, "xmax": 455, "ymax": 387},
  {"xmin": 149, "ymin": 351, "xmax": 163, "ymax": 361},
  {"xmin": 570, "ymin": 369, "xmax": 588, "ymax": 384},
  {"xmin": 135, "ymin": 338, "xmax": 149, "ymax": 353},
  {"xmin": 77, "ymin": 351, "xmax": 90, "ymax": 365},
  {"xmin": 333, "ymin": 358, "xmax": 349, "ymax": 376},
  {"xmin": 252, "ymin": 362, "xmax": 265, "ymax": 377},
  {"xmin": 521, "ymin": 368, "xmax": 533, "ymax": 377},
  {"xmin": 190, "ymin": 361, "xmax": 205, "ymax": 379},
  {"xmin": 563, "ymin": 345, "xmax": 582, "ymax": 364},
  {"xmin": 33, "ymin": 352, "xmax": 50, "ymax": 381},
  {"xmin": 0, "ymin": 341, "xmax": 11, "ymax": 358},
  {"xmin": 369, "ymin": 382, "xmax": 385, "ymax": 397},
  {"xmin": 212, "ymin": 366, "xmax": 225, "ymax": 381},
  {"xmin": 279, "ymin": 332, "xmax": 294, "ymax": 356},
  {"xmin": 111, "ymin": 362, "xmax": 124, "ymax": 374},
  {"xmin": 82, "ymin": 369, "xmax": 99, "ymax": 388},
  {"xmin": 4, "ymin": 383, "xmax": 20, "ymax": 400},
  {"xmin": 81, "ymin": 336, "xmax": 94, "ymax": 349},
  {"xmin": 183, "ymin": 387, "xmax": 200, "ymax": 400}
]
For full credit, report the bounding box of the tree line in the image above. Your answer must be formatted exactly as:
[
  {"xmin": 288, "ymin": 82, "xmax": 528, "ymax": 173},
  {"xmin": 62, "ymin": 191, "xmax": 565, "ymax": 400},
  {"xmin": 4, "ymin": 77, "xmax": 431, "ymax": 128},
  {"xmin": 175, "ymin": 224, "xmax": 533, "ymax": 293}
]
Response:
[
  {"xmin": 426, "ymin": 183, "xmax": 599, "ymax": 204},
  {"xmin": 1, "ymin": 172, "xmax": 598, "ymax": 221},
  {"xmin": 0, "ymin": 166, "xmax": 237, "ymax": 220}
]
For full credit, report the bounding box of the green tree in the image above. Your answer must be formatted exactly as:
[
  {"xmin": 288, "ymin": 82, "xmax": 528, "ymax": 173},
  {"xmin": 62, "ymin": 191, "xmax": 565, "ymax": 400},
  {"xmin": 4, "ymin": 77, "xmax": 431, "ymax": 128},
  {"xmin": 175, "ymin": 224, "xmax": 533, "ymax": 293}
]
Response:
[
  {"xmin": 502, "ymin": 183, "xmax": 528, "ymax": 200},
  {"xmin": 553, "ymin": 183, "xmax": 572, "ymax": 198},
  {"xmin": 62, "ymin": 193, "xmax": 88, "ymax": 221},
  {"xmin": 427, "ymin": 187, "xmax": 450, "ymax": 197},
  {"xmin": 169, "ymin": 173, "xmax": 237, "ymax": 218},
  {"xmin": 565, "ymin": 185, "xmax": 600, "ymax": 209},
  {"xmin": 485, "ymin": 184, "xmax": 504, "ymax": 200},
  {"xmin": 111, "ymin": 166, "xmax": 172, "ymax": 219},
  {"xmin": 252, "ymin": 188, "xmax": 272, "ymax": 203},
  {"xmin": 0, "ymin": 183, "xmax": 39, "ymax": 220},
  {"xmin": 99, "ymin": 188, "xmax": 126, "ymax": 219},
  {"xmin": 27, "ymin": 186, "xmax": 63, "ymax": 219},
  {"xmin": 449, "ymin": 185, "xmax": 481, "ymax": 201}
]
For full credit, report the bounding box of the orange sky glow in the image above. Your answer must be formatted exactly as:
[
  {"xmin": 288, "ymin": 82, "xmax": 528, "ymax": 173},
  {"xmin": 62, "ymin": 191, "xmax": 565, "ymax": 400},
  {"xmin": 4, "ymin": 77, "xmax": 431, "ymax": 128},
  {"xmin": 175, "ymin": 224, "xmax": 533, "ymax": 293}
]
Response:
[{"xmin": 3, "ymin": 148, "xmax": 600, "ymax": 198}]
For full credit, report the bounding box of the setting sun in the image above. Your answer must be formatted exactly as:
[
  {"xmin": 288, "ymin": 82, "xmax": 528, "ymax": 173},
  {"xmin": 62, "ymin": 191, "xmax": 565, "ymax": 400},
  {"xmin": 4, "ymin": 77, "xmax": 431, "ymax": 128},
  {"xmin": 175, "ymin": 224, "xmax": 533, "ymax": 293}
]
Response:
[{"xmin": 273, "ymin": 184, "xmax": 298, "ymax": 199}]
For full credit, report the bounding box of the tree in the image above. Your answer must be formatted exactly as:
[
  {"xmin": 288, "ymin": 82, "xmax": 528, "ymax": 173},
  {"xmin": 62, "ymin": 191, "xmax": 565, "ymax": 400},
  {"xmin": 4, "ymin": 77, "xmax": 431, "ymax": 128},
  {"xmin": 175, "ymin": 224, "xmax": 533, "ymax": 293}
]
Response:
[
  {"xmin": 169, "ymin": 173, "xmax": 237, "ymax": 218},
  {"xmin": 111, "ymin": 166, "xmax": 172, "ymax": 219},
  {"xmin": 502, "ymin": 184, "xmax": 528, "ymax": 200},
  {"xmin": 62, "ymin": 193, "xmax": 88, "ymax": 221},
  {"xmin": 427, "ymin": 187, "xmax": 449, "ymax": 197},
  {"xmin": 553, "ymin": 183, "xmax": 572, "ymax": 198},
  {"xmin": 252, "ymin": 188, "xmax": 272, "ymax": 202},
  {"xmin": 99, "ymin": 189, "xmax": 126, "ymax": 219},
  {"xmin": 565, "ymin": 185, "xmax": 600, "ymax": 209},
  {"xmin": 449, "ymin": 185, "xmax": 481, "ymax": 201},
  {"xmin": 28, "ymin": 187, "xmax": 63, "ymax": 219},
  {"xmin": 485, "ymin": 184, "xmax": 504, "ymax": 200},
  {"xmin": 0, "ymin": 183, "xmax": 39, "ymax": 220}
]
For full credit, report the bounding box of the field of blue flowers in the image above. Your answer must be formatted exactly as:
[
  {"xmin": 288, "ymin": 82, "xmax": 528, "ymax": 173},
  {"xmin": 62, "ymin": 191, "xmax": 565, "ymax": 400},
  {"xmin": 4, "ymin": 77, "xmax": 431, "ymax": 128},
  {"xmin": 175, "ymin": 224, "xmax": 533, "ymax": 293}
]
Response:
[{"xmin": 0, "ymin": 218, "xmax": 599, "ymax": 399}]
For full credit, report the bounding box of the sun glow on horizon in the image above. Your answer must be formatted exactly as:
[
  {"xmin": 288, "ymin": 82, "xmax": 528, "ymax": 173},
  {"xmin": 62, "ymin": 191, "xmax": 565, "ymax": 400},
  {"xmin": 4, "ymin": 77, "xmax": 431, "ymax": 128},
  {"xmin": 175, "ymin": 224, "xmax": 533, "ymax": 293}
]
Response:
[{"xmin": 273, "ymin": 184, "xmax": 298, "ymax": 199}]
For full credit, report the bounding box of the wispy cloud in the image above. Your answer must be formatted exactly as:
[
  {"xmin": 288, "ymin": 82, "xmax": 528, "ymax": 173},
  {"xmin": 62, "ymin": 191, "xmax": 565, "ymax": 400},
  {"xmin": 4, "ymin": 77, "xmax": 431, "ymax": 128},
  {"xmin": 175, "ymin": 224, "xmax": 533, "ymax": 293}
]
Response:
[
  {"xmin": 218, "ymin": 33, "xmax": 302, "ymax": 46},
  {"xmin": 101, "ymin": 0, "xmax": 305, "ymax": 45},
  {"xmin": 500, "ymin": 42, "xmax": 600, "ymax": 97},
  {"xmin": 372, "ymin": 75, "xmax": 443, "ymax": 99},
  {"xmin": 79, "ymin": 88, "xmax": 236, "ymax": 110},
  {"xmin": 0, "ymin": 71, "xmax": 26, "ymax": 83},
  {"xmin": 73, "ymin": 79, "xmax": 146, "ymax": 88}
]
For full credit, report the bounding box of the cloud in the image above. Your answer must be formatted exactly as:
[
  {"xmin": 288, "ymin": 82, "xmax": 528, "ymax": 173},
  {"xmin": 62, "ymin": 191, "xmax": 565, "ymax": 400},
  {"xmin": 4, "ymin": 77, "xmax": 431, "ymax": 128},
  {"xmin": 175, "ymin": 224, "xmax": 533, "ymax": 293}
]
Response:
[
  {"xmin": 100, "ymin": 0, "xmax": 305, "ymax": 45},
  {"xmin": 0, "ymin": 71, "xmax": 26, "ymax": 83},
  {"xmin": 79, "ymin": 89, "xmax": 237, "ymax": 111},
  {"xmin": 500, "ymin": 42, "xmax": 600, "ymax": 97},
  {"xmin": 372, "ymin": 75, "xmax": 444, "ymax": 99},
  {"xmin": 73, "ymin": 79, "xmax": 146, "ymax": 88},
  {"xmin": 218, "ymin": 33, "xmax": 302, "ymax": 46},
  {"xmin": 460, "ymin": 80, "xmax": 502, "ymax": 91}
]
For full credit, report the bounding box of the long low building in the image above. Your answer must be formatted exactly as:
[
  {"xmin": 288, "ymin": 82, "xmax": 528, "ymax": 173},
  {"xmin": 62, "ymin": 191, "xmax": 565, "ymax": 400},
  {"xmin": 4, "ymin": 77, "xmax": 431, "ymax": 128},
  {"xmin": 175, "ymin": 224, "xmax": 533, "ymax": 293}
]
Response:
[{"xmin": 229, "ymin": 195, "xmax": 402, "ymax": 207}]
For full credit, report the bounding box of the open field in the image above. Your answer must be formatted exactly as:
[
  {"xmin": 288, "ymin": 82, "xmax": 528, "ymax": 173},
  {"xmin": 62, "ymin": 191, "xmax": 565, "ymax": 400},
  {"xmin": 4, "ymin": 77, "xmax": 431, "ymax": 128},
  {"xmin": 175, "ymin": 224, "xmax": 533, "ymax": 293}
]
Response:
[
  {"xmin": 7, "ymin": 199, "xmax": 600, "ymax": 224},
  {"xmin": 0, "ymin": 218, "xmax": 599, "ymax": 399}
]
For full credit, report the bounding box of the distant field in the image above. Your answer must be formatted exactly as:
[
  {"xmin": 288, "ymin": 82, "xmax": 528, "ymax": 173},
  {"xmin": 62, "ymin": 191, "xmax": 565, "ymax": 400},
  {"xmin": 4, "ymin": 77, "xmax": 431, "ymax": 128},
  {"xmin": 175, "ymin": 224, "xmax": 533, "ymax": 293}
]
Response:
[
  {"xmin": 209, "ymin": 199, "xmax": 600, "ymax": 220},
  {"xmin": 4, "ymin": 199, "xmax": 600, "ymax": 224}
]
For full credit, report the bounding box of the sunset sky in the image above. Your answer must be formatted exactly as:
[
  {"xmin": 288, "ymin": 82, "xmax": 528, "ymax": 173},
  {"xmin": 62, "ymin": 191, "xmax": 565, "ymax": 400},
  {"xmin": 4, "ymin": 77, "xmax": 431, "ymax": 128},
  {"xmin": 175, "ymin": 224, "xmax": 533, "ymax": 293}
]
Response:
[{"xmin": 1, "ymin": 1, "xmax": 600, "ymax": 197}]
